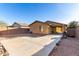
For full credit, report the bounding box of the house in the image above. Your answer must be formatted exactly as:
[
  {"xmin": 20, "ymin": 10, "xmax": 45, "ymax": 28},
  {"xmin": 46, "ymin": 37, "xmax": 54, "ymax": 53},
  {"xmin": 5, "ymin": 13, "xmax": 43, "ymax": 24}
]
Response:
[
  {"xmin": 0, "ymin": 26, "xmax": 7, "ymax": 31},
  {"xmin": 7, "ymin": 22, "xmax": 29, "ymax": 29},
  {"xmin": 29, "ymin": 20, "xmax": 67, "ymax": 34}
]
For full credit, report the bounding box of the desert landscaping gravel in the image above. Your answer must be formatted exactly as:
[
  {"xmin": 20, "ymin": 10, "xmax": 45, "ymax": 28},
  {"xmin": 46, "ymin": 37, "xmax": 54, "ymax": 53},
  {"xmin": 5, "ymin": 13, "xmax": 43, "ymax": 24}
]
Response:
[{"xmin": 49, "ymin": 37, "xmax": 79, "ymax": 56}]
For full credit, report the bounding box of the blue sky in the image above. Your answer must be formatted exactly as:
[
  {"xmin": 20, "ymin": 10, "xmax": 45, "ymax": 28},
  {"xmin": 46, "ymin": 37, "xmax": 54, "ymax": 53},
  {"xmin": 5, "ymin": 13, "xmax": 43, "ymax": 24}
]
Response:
[{"xmin": 0, "ymin": 3, "xmax": 79, "ymax": 25}]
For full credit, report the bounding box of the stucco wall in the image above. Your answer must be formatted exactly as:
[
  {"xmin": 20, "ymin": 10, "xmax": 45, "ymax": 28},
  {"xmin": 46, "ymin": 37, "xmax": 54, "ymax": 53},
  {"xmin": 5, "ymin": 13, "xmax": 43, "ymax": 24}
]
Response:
[
  {"xmin": 66, "ymin": 27, "xmax": 79, "ymax": 38},
  {"xmin": 67, "ymin": 28, "xmax": 76, "ymax": 37},
  {"xmin": 0, "ymin": 28, "xmax": 29, "ymax": 36},
  {"xmin": 30, "ymin": 22, "xmax": 66, "ymax": 34},
  {"xmin": 76, "ymin": 27, "xmax": 79, "ymax": 39},
  {"xmin": 30, "ymin": 22, "xmax": 49, "ymax": 34}
]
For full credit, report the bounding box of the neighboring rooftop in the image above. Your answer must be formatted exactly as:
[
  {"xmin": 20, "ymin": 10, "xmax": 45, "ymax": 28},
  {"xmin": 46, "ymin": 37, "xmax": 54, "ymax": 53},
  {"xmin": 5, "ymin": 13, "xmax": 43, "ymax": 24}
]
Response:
[
  {"xmin": 8, "ymin": 22, "xmax": 29, "ymax": 28},
  {"xmin": 12, "ymin": 22, "xmax": 28, "ymax": 27}
]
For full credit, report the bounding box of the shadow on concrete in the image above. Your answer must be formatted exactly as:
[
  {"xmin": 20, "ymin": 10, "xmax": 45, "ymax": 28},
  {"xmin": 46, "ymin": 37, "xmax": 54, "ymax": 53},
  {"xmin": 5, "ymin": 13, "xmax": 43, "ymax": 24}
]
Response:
[
  {"xmin": 0, "ymin": 28, "xmax": 46, "ymax": 38},
  {"xmin": 0, "ymin": 33, "xmax": 46, "ymax": 38}
]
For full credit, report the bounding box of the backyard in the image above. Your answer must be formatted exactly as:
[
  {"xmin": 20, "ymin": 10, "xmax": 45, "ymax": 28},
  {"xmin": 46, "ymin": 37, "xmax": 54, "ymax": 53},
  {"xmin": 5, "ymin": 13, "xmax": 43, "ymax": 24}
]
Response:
[
  {"xmin": 0, "ymin": 33, "xmax": 62, "ymax": 56},
  {"xmin": 0, "ymin": 33, "xmax": 79, "ymax": 56},
  {"xmin": 49, "ymin": 37, "xmax": 79, "ymax": 56}
]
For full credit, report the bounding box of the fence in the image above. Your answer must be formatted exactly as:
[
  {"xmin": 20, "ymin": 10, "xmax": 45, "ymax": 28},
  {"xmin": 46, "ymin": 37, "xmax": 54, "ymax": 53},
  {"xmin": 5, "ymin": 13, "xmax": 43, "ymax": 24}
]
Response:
[
  {"xmin": 67, "ymin": 28, "xmax": 76, "ymax": 37},
  {"xmin": 0, "ymin": 28, "xmax": 29, "ymax": 35},
  {"xmin": 76, "ymin": 27, "xmax": 79, "ymax": 39}
]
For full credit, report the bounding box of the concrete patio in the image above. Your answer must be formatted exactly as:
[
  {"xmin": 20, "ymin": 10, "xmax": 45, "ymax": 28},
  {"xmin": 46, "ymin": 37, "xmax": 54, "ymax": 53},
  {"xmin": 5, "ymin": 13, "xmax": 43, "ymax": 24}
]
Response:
[
  {"xmin": 0, "ymin": 34, "xmax": 62, "ymax": 56},
  {"xmin": 1, "ymin": 34, "xmax": 79, "ymax": 56}
]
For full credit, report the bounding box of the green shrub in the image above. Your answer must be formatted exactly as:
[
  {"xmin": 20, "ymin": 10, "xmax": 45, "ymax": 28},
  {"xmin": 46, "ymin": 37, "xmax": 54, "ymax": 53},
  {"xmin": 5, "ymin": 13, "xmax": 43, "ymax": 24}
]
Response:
[{"xmin": 68, "ymin": 21, "xmax": 78, "ymax": 28}]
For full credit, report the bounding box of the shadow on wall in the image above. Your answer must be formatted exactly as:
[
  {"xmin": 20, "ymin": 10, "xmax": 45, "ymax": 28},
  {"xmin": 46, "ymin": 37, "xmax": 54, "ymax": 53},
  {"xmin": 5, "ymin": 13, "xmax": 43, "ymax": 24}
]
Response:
[{"xmin": 0, "ymin": 28, "xmax": 46, "ymax": 38}]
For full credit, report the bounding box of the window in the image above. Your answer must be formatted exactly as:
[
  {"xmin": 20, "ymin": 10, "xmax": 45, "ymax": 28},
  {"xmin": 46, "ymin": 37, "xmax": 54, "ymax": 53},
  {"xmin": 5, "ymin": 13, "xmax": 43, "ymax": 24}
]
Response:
[
  {"xmin": 39, "ymin": 25, "xmax": 44, "ymax": 32},
  {"xmin": 56, "ymin": 27, "xmax": 62, "ymax": 33}
]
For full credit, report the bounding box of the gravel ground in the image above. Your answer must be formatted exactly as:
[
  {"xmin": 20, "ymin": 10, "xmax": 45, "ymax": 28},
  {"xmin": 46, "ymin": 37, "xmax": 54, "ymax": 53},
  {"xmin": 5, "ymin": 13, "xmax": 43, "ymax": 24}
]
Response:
[{"xmin": 49, "ymin": 37, "xmax": 79, "ymax": 56}]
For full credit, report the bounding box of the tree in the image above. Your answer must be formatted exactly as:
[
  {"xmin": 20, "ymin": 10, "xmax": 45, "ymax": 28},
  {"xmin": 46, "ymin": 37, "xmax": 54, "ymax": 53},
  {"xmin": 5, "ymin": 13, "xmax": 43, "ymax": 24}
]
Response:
[
  {"xmin": 68, "ymin": 21, "xmax": 78, "ymax": 28},
  {"xmin": 0, "ymin": 21, "xmax": 7, "ymax": 27}
]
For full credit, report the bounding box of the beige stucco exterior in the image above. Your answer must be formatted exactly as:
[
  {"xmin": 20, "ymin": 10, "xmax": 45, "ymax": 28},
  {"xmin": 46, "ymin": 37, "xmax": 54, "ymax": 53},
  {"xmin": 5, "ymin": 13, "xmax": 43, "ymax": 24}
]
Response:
[
  {"xmin": 30, "ymin": 22, "xmax": 50, "ymax": 34},
  {"xmin": 29, "ymin": 21, "xmax": 66, "ymax": 34}
]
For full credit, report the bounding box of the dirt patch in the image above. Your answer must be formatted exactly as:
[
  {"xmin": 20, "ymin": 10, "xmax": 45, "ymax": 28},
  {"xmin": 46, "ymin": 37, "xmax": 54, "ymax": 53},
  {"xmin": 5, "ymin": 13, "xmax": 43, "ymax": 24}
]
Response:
[{"xmin": 49, "ymin": 37, "xmax": 79, "ymax": 56}]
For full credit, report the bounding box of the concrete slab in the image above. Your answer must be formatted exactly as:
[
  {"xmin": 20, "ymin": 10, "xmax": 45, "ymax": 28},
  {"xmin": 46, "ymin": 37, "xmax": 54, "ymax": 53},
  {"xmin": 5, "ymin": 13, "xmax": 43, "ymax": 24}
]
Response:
[
  {"xmin": 1, "ymin": 39, "xmax": 43, "ymax": 56},
  {"xmin": 0, "ymin": 34, "xmax": 62, "ymax": 56}
]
